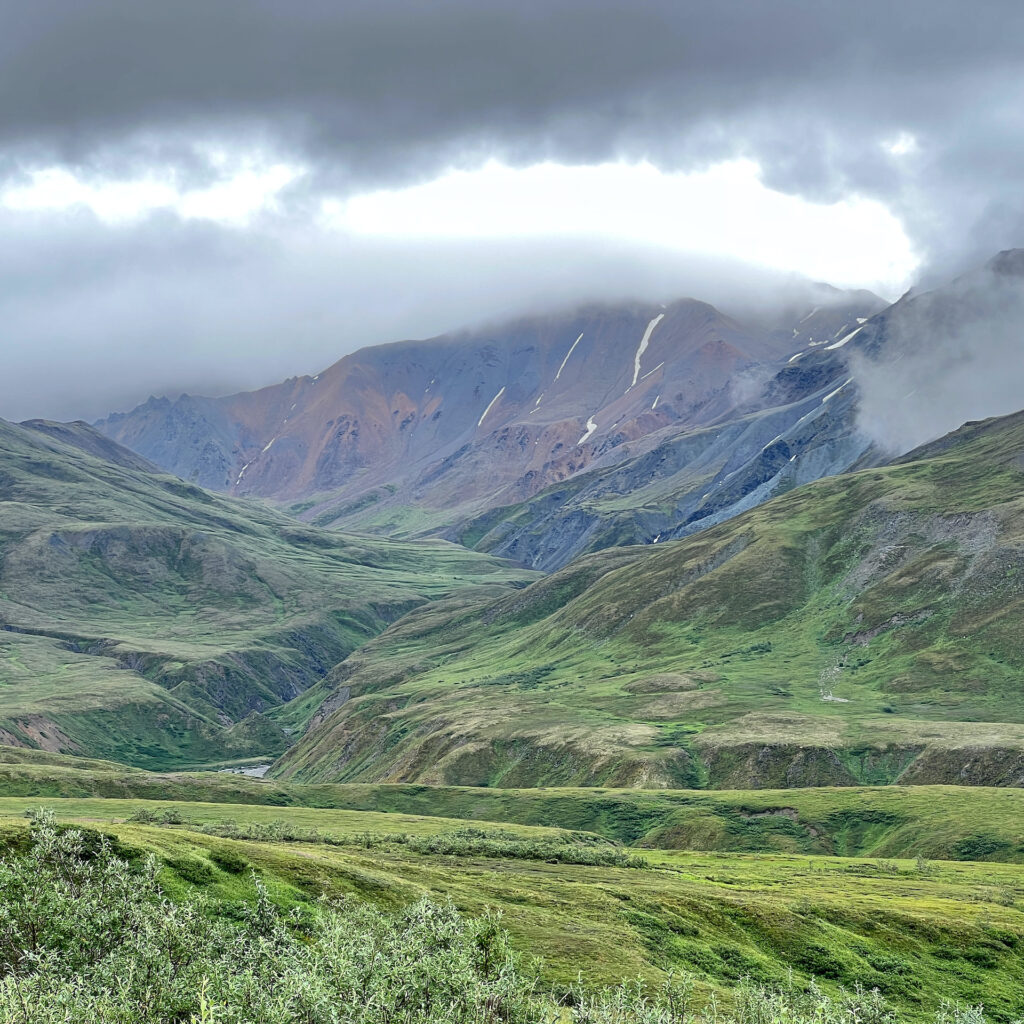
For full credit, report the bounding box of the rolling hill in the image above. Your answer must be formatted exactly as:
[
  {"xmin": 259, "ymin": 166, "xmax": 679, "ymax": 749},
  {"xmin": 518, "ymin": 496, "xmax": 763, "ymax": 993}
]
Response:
[
  {"xmin": 275, "ymin": 407, "xmax": 1024, "ymax": 788},
  {"xmin": 0, "ymin": 419, "xmax": 531, "ymax": 768}
]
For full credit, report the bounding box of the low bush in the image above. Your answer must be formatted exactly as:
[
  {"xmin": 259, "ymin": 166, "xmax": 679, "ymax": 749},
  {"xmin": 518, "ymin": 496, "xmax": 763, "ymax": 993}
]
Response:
[
  {"xmin": 209, "ymin": 846, "xmax": 250, "ymax": 874},
  {"xmin": 140, "ymin": 816, "xmax": 650, "ymax": 868},
  {"xmin": 165, "ymin": 852, "xmax": 216, "ymax": 885}
]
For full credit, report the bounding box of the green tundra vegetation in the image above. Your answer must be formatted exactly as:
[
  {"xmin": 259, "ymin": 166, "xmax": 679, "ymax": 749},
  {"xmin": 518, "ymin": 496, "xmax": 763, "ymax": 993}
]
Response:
[
  {"xmin": 1, "ymin": 802, "xmax": 1023, "ymax": 1021},
  {"xmin": 3, "ymin": 759, "xmax": 1024, "ymax": 862},
  {"xmin": 4, "ymin": 411, "xmax": 1024, "ymax": 1018},
  {"xmin": 277, "ymin": 412, "xmax": 1024, "ymax": 789},
  {"xmin": 0, "ymin": 419, "xmax": 532, "ymax": 769}
]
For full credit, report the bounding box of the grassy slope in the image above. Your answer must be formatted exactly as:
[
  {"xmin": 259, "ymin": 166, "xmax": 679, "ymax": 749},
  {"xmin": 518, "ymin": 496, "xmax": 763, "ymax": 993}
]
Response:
[
  {"xmin": 276, "ymin": 411, "xmax": 1024, "ymax": 788},
  {"xmin": 0, "ymin": 419, "xmax": 531, "ymax": 768},
  {"xmin": 1, "ymin": 755, "xmax": 1023, "ymax": 863},
  {"xmin": 4, "ymin": 797, "xmax": 1024, "ymax": 1019}
]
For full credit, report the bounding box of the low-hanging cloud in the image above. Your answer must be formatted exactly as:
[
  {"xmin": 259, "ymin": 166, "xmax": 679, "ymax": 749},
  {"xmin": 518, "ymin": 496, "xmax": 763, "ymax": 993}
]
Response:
[
  {"xmin": 0, "ymin": 207, "xmax": 837, "ymax": 423},
  {"xmin": 851, "ymin": 254, "xmax": 1024, "ymax": 453}
]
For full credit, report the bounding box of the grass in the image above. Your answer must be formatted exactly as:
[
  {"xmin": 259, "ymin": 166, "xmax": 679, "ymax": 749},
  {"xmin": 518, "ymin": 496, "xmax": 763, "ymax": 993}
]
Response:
[
  {"xmin": 275, "ymin": 410, "xmax": 1024, "ymax": 789},
  {"xmin": 3, "ymin": 797, "xmax": 1024, "ymax": 1019},
  {"xmin": 0, "ymin": 419, "xmax": 532, "ymax": 768},
  {"xmin": 0, "ymin": 759, "xmax": 1023, "ymax": 864}
]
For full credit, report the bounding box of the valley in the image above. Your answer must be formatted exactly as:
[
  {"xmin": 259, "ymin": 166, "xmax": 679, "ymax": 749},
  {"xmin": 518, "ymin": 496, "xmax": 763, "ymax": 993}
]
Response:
[
  {"xmin": 2, "ymin": 254, "xmax": 1024, "ymax": 1021},
  {"xmin": 0, "ymin": 418, "xmax": 530, "ymax": 768},
  {"xmin": 5, "ymin": 5, "xmax": 1024, "ymax": 1018}
]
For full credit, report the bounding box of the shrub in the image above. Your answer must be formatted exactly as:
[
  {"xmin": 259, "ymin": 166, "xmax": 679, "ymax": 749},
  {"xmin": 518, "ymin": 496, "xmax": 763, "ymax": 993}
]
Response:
[
  {"xmin": 165, "ymin": 853, "xmax": 216, "ymax": 885},
  {"xmin": 0, "ymin": 812, "xmax": 1001, "ymax": 1024},
  {"xmin": 0, "ymin": 812, "xmax": 540, "ymax": 1023},
  {"xmin": 209, "ymin": 846, "xmax": 250, "ymax": 874}
]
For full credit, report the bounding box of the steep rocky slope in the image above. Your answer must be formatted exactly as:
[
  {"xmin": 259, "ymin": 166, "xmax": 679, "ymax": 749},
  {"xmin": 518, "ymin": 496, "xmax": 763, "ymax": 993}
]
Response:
[
  {"xmin": 0, "ymin": 419, "xmax": 531, "ymax": 767},
  {"xmin": 275, "ymin": 408, "xmax": 1024, "ymax": 789},
  {"xmin": 457, "ymin": 250, "xmax": 1024, "ymax": 569},
  {"xmin": 97, "ymin": 290, "xmax": 882, "ymax": 548}
]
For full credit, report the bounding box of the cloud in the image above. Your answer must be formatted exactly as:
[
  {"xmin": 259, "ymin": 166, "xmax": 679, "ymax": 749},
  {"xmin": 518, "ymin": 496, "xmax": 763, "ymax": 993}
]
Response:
[
  {"xmin": 851, "ymin": 254, "xmax": 1024, "ymax": 453},
  {"xmin": 0, "ymin": 1, "xmax": 1023, "ymax": 421},
  {"xmin": 0, "ymin": 205, "xmax": 849, "ymax": 423},
  {"xmin": 0, "ymin": 0, "xmax": 1022, "ymax": 265}
]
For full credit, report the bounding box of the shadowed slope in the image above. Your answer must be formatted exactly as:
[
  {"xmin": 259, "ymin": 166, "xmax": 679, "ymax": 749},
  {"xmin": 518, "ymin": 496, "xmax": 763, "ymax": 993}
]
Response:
[{"xmin": 0, "ymin": 419, "xmax": 532, "ymax": 767}]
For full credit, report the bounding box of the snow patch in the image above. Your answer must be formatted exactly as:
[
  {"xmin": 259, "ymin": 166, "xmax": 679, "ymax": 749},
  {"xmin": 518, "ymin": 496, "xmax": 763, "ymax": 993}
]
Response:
[
  {"xmin": 554, "ymin": 333, "xmax": 583, "ymax": 382},
  {"xmin": 627, "ymin": 313, "xmax": 664, "ymax": 391},
  {"xmin": 477, "ymin": 386, "xmax": 506, "ymax": 427},
  {"xmin": 825, "ymin": 326, "xmax": 863, "ymax": 351},
  {"xmin": 798, "ymin": 306, "xmax": 820, "ymax": 324},
  {"xmin": 577, "ymin": 417, "xmax": 598, "ymax": 445},
  {"xmin": 787, "ymin": 351, "xmax": 805, "ymax": 364},
  {"xmin": 261, "ymin": 437, "xmax": 277, "ymax": 454},
  {"xmin": 640, "ymin": 360, "xmax": 664, "ymax": 382},
  {"xmin": 651, "ymin": 394, "xmax": 660, "ymax": 410},
  {"xmin": 821, "ymin": 378, "xmax": 854, "ymax": 403}
]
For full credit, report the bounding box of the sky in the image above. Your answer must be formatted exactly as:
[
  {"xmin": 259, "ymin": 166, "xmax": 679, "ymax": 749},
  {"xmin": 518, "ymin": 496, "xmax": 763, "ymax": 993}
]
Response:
[{"xmin": 1, "ymin": 0, "xmax": 1023, "ymax": 422}]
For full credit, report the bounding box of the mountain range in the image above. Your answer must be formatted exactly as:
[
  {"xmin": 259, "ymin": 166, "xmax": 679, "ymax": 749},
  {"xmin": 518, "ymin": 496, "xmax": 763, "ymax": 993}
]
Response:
[
  {"xmin": 2, "ymin": 251, "xmax": 1023, "ymax": 788},
  {"xmin": 97, "ymin": 286, "xmax": 884, "ymax": 569}
]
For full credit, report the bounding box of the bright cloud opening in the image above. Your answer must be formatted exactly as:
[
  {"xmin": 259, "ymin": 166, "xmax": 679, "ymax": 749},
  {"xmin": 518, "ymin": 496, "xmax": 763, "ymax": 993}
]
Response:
[
  {"xmin": 330, "ymin": 159, "xmax": 918, "ymax": 293},
  {"xmin": 1, "ymin": 162, "xmax": 301, "ymax": 225}
]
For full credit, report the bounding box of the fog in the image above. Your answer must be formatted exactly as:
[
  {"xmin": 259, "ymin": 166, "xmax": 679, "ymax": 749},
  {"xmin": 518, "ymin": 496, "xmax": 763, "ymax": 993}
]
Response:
[{"xmin": 851, "ymin": 254, "xmax": 1024, "ymax": 453}]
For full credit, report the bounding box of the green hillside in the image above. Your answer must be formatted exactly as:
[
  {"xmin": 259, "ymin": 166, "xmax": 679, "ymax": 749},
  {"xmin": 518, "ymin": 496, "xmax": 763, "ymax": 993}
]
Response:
[
  {"xmin": 276, "ymin": 410, "xmax": 1024, "ymax": 788},
  {"xmin": 0, "ymin": 419, "xmax": 531, "ymax": 768},
  {"xmin": 1, "ymin": 753, "xmax": 1021, "ymax": 864},
  {"xmin": 4, "ymin": 796, "xmax": 1024, "ymax": 1019}
]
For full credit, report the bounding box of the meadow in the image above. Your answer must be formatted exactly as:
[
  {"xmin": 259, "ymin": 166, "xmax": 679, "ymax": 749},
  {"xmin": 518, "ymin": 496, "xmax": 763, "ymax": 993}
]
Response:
[{"xmin": 2, "ymin": 778, "xmax": 1024, "ymax": 1019}]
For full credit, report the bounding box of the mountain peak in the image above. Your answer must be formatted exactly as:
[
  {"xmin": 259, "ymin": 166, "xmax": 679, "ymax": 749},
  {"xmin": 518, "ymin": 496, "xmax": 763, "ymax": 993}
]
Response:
[{"xmin": 985, "ymin": 248, "xmax": 1024, "ymax": 276}]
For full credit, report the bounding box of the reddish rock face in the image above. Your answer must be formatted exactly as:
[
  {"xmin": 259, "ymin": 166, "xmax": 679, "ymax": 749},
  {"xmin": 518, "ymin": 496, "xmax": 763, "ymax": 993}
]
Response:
[{"xmin": 97, "ymin": 292, "xmax": 882, "ymax": 530}]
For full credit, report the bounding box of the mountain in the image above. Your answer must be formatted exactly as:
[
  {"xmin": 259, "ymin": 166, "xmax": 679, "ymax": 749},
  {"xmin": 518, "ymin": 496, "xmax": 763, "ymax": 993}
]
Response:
[
  {"xmin": 96, "ymin": 289, "xmax": 883, "ymax": 555},
  {"xmin": 457, "ymin": 250, "xmax": 1024, "ymax": 570},
  {"xmin": 0, "ymin": 418, "xmax": 531, "ymax": 768},
  {"xmin": 275, "ymin": 407, "xmax": 1024, "ymax": 789}
]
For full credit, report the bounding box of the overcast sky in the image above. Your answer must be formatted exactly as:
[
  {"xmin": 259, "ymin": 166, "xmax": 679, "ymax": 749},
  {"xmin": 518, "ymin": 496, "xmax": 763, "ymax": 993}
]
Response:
[{"xmin": 2, "ymin": 0, "xmax": 1023, "ymax": 422}]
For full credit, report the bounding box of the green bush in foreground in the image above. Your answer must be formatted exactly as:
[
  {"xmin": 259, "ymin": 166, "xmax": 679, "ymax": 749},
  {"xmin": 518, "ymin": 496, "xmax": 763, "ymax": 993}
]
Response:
[{"xmin": 0, "ymin": 811, "xmax": 1004, "ymax": 1023}]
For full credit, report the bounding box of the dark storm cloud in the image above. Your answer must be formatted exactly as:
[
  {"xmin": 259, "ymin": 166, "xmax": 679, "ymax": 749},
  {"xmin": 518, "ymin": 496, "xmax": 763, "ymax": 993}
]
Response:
[
  {"xmin": 1, "ymin": 0, "xmax": 1023, "ymax": 424},
  {"xmin": 2, "ymin": 0, "xmax": 1024, "ymax": 265}
]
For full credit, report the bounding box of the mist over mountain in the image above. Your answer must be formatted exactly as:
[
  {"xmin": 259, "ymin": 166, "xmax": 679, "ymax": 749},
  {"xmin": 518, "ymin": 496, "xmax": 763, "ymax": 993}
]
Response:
[
  {"xmin": 851, "ymin": 249, "xmax": 1024, "ymax": 452},
  {"xmin": 95, "ymin": 251, "xmax": 1024, "ymax": 572},
  {"xmin": 96, "ymin": 282, "xmax": 887, "ymax": 564}
]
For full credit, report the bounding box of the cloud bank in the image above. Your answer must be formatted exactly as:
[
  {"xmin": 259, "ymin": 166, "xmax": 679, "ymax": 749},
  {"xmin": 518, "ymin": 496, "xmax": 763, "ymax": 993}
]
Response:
[{"xmin": 0, "ymin": 1, "xmax": 1023, "ymax": 420}]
